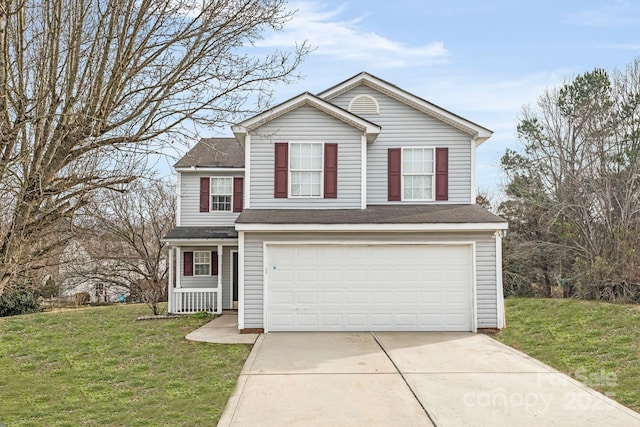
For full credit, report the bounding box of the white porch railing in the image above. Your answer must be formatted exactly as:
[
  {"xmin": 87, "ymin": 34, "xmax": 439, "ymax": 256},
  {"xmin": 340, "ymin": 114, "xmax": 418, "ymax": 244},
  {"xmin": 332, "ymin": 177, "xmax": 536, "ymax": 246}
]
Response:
[{"xmin": 169, "ymin": 288, "xmax": 219, "ymax": 314}]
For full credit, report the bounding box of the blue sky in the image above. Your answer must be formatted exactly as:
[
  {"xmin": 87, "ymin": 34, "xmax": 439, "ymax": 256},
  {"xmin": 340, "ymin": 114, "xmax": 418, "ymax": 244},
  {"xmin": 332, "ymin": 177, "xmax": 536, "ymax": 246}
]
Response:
[{"xmin": 170, "ymin": 0, "xmax": 640, "ymax": 197}]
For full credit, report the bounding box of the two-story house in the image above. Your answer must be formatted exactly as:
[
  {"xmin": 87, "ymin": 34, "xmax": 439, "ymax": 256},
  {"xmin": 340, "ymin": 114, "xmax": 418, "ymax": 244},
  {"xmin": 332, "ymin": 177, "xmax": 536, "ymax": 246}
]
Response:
[{"xmin": 163, "ymin": 72, "xmax": 508, "ymax": 333}]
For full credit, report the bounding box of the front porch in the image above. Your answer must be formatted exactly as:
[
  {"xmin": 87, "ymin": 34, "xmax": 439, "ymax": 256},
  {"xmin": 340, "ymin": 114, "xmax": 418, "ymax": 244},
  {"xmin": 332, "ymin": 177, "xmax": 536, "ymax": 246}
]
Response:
[{"xmin": 164, "ymin": 227, "xmax": 238, "ymax": 315}]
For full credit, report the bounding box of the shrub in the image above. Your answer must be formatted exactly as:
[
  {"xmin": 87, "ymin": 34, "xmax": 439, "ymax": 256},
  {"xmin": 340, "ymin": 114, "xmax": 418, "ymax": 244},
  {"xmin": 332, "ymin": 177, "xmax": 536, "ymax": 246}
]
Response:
[
  {"xmin": 0, "ymin": 288, "xmax": 42, "ymax": 317},
  {"xmin": 75, "ymin": 292, "xmax": 90, "ymax": 306},
  {"xmin": 40, "ymin": 277, "xmax": 59, "ymax": 298}
]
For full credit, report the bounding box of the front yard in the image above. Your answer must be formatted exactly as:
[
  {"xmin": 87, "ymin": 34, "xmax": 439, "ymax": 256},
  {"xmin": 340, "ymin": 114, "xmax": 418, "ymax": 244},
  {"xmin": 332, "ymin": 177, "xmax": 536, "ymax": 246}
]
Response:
[
  {"xmin": 496, "ymin": 297, "xmax": 640, "ymax": 412},
  {"xmin": 0, "ymin": 304, "xmax": 251, "ymax": 426},
  {"xmin": 3, "ymin": 298, "xmax": 639, "ymax": 424}
]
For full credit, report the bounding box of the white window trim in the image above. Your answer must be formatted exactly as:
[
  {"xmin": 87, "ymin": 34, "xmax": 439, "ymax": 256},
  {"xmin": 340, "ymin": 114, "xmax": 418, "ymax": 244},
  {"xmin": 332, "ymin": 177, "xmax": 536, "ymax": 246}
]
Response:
[
  {"xmin": 193, "ymin": 250, "xmax": 211, "ymax": 276},
  {"xmin": 210, "ymin": 176, "xmax": 233, "ymax": 212},
  {"xmin": 288, "ymin": 141, "xmax": 324, "ymax": 199},
  {"xmin": 401, "ymin": 146, "xmax": 435, "ymax": 202}
]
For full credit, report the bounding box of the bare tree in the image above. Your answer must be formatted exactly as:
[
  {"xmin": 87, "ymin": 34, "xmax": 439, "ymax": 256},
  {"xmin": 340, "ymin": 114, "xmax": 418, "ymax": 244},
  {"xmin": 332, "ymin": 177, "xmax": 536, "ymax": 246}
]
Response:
[
  {"xmin": 65, "ymin": 179, "xmax": 175, "ymax": 314},
  {"xmin": 501, "ymin": 58, "xmax": 640, "ymax": 300},
  {"xmin": 0, "ymin": 0, "xmax": 308, "ymax": 296}
]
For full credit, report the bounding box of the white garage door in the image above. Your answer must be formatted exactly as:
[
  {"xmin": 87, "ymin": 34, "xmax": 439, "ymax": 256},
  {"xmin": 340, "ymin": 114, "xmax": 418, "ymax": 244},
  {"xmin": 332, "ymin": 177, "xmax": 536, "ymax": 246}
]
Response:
[{"xmin": 266, "ymin": 244, "xmax": 474, "ymax": 332}]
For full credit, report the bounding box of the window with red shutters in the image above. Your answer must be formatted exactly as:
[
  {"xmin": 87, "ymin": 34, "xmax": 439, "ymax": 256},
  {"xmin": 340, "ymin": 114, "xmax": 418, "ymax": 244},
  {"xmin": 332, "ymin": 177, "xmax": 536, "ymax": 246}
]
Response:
[
  {"xmin": 274, "ymin": 143, "xmax": 288, "ymax": 198},
  {"xmin": 435, "ymin": 147, "xmax": 449, "ymax": 201},
  {"xmin": 199, "ymin": 177, "xmax": 210, "ymax": 212},
  {"xmin": 387, "ymin": 148, "xmax": 401, "ymax": 201},
  {"xmin": 324, "ymin": 143, "xmax": 338, "ymax": 198},
  {"xmin": 233, "ymin": 177, "xmax": 244, "ymax": 212},
  {"xmin": 183, "ymin": 251, "xmax": 193, "ymax": 276}
]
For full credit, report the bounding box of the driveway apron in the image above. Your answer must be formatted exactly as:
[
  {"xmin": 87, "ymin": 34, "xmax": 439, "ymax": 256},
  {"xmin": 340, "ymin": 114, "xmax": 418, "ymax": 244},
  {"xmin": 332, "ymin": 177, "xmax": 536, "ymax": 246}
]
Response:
[{"xmin": 218, "ymin": 332, "xmax": 640, "ymax": 427}]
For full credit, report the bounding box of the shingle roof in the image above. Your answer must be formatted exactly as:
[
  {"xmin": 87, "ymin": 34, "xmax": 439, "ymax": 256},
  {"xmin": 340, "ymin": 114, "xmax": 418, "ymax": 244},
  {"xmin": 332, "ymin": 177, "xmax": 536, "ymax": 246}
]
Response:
[
  {"xmin": 236, "ymin": 204, "xmax": 506, "ymax": 224},
  {"xmin": 174, "ymin": 138, "xmax": 244, "ymax": 168},
  {"xmin": 163, "ymin": 226, "xmax": 238, "ymax": 240}
]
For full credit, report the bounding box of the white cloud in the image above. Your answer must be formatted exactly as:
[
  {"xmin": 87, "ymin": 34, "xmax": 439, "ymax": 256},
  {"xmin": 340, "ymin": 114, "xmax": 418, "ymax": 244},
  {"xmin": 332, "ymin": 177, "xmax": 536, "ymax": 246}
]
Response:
[
  {"xmin": 257, "ymin": 1, "xmax": 448, "ymax": 68},
  {"xmin": 412, "ymin": 69, "xmax": 569, "ymax": 116}
]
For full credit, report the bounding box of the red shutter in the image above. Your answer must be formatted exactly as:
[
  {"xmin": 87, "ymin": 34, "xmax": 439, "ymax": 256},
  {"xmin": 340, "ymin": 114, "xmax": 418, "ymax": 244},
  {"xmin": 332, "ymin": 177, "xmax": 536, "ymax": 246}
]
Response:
[
  {"xmin": 233, "ymin": 177, "xmax": 244, "ymax": 212},
  {"xmin": 388, "ymin": 148, "xmax": 401, "ymax": 201},
  {"xmin": 274, "ymin": 143, "xmax": 288, "ymax": 198},
  {"xmin": 211, "ymin": 251, "xmax": 218, "ymax": 276},
  {"xmin": 435, "ymin": 147, "xmax": 449, "ymax": 201},
  {"xmin": 183, "ymin": 251, "xmax": 193, "ymax": 276},
  {"xmin": 324, "ymin": 144, "xmax": 338, "ymax": 198},
  {"xmin": 199, "ymin": 177, "xmax": 210, "ymax": 212}
]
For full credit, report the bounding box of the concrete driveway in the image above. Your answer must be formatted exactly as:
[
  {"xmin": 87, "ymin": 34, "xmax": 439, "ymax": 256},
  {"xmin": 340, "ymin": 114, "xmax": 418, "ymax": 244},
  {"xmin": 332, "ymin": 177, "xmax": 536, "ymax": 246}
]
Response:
[{"xmin": 217, "ymin": 332, "xmax": 640, "ymax": 427}]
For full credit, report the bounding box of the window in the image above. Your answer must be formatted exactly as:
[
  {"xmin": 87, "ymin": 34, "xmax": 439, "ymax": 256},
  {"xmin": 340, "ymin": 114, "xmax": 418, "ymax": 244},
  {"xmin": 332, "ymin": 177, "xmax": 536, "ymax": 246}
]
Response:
[
  {"xmin": 402, "ymin": 147, "xmax": 434, "ymax": 201},
  {"xmin": 194, "ymin": 251, "xmax": 210, "ymax": 276},
  {"xmin": 290, "ymin": 143, "xmax": 323, "ymax": 197},
  {"xmin": 211, "ymin": 177, "xmax": 232, "ymax": 211}
]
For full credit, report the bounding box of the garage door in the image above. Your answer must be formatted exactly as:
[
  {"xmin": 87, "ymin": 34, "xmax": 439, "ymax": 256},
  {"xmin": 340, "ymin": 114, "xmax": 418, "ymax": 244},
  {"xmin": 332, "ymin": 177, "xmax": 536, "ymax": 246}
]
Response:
[{"xmin": 266, "ymin": 244, "xmax": 473, "ymax": 332}]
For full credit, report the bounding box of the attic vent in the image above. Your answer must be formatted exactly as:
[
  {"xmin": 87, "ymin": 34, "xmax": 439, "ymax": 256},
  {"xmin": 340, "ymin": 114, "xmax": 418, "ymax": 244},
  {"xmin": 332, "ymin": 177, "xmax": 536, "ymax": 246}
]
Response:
[{"xmin": 348, "ymin": 95, "xmax": 379, "ymax": 115}]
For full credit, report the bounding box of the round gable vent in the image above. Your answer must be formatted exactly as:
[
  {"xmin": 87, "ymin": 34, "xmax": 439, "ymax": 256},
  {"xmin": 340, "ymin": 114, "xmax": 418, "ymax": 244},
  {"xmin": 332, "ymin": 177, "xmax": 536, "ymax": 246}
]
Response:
[{"xmin": 348, "ymin": 94, "xmax": 379, "ymax": 115}]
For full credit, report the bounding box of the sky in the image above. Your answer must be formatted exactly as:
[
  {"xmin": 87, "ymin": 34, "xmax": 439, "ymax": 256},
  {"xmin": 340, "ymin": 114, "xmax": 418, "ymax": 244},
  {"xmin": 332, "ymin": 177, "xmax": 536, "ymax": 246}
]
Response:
[{"xmin": 171, "ymin": 0, "xmax": 640, "ymax": 198}]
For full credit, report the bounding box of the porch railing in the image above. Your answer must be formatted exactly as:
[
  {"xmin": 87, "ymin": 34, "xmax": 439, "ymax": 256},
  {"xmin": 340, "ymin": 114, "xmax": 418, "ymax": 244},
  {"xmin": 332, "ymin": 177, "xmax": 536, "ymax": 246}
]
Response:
[{"xmin": 169, "ymin": 288, "xmax": 219, "ymax": 314}]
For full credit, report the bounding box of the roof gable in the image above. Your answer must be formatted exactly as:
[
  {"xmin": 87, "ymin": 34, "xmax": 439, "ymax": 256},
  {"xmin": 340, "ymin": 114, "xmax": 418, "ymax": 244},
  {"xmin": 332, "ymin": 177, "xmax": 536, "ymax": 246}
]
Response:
[
  {"xmin": 232, "ymin": 92, "xmax": 381, "ymax": 144},
  {"xmin": 318, "ymin": 72, "xmax": 493, "ymax": 145}
]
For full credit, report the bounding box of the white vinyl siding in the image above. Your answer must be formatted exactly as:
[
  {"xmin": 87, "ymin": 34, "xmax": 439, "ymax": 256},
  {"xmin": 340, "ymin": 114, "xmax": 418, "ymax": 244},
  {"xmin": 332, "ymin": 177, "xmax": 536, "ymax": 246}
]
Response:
[
  {"xmin": 242, "ymin": 232, "xmax": 500, "ymax": 330},
  {"xmin": 476, "ymin": 239, "xmax": 498, "ymax": 325},
  {"xmin": 179, "ymin": 246, "xmax": 237, "ymax": 310},
  {"xmin": 248, "ymin": 105, "xmax": 362, "ymax": 209},
  {"xmin": 178, "ymin": 171, "xmax": 242, "ymax": 226},
  {"xmin": 327, "ymin": 85, "xmax": 473, "ymax": 204}
]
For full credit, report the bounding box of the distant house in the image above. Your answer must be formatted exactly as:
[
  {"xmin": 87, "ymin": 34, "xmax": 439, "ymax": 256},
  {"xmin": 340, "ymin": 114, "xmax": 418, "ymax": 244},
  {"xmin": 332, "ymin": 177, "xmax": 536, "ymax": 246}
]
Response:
[
  {"xmin": 58, "ymin": 240, "xmax": 130, "ymax": 304},
  {"xmin": 163, "ymin": 72, "xmax": 508, "ymax": 333}
]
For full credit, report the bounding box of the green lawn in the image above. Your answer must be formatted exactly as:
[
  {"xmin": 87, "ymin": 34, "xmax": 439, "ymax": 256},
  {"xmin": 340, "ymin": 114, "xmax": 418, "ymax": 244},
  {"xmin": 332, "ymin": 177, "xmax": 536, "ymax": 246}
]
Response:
[
  {"xmin": 495, "ymin": 297, "xmax": 640, "ymax": 412},
  {"xmin": 0, "ymin": 304, "xmax": 251, "ymax": 426}
]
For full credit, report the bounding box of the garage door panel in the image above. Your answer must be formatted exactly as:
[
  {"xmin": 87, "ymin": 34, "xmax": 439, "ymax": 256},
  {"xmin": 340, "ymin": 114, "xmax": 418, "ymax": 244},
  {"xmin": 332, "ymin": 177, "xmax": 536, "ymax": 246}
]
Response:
[
  {"xmin": 371, "ymin": 313, "xmax": 393, "ymax": 326},
  {"xmin": 271, "ymin": 290, "xmax": 294, "ymax": 304},
  {"xmin": 346, "ymin": 313, "xmax": 368, "ymax": 327},
  {"xmin": 296, "ymin": 292, "xmax": 318, "ymax": 304},
  {"xmin": 347, "ymin": 291, "xmax": 367, "ymax": 303},
  {"xmin": 371, "ymin": 291, "xmax": 392, "ymax": 303},
  {"xmin": 267, "ymin": 244, "xmax": 473, "ymax": 331}
]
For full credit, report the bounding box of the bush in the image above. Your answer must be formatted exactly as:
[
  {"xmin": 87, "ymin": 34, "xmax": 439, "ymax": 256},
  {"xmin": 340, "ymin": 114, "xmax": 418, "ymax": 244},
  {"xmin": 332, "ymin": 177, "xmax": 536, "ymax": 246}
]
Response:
[
  {"xmin": 0, "ymin": 288, "xmax": 42, "ymax": 317},
  {"xmin": 40, "ymin": 277, "xmax": 59, "ymax": 298},
  {"xmin": 75, "ymin": 292, "xmax": 90, "ymax": 306}
]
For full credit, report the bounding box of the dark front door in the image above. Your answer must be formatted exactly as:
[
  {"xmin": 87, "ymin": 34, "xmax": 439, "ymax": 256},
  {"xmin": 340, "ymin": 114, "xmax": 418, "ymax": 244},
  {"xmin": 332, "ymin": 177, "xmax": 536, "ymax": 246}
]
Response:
[{"xmin": 233, "ymin": 252, "xmax": 239, "ymax": 309}]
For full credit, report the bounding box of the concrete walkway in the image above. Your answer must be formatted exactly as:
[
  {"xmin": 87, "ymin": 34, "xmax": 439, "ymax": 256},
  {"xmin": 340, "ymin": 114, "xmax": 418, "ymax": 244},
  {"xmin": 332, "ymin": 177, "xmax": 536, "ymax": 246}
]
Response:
[
  {"xmin": 218, "ymin": 332, "xmax": 640, "ymax": 427},
  {"xmin": 185, "ymin": 314, "xmax": 258, "ymax": 344}
]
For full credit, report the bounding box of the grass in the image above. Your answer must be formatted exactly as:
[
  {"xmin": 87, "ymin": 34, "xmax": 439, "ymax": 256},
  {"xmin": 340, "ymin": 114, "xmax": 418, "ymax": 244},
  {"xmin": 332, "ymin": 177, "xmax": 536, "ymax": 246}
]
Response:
[
  {"xmin": 0, "ymin": 304, "xmax": 251, "ymax": 426},
  {"xmin": 495, "ymin": 297, "xmax": 640, "ymax": 412}
]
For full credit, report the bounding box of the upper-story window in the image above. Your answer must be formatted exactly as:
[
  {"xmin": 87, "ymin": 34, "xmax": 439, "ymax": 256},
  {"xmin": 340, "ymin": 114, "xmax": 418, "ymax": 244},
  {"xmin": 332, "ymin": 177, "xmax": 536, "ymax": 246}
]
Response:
[
  {"xmin": 290, "ymin": 142, "xmax": 323, "ymax": 197},
  {"xmin": 211, "ymin": 177, "xmax": 232, "ymax": 211},
  {"xmin": 402, "ymin": 147, "xmax": 435, "ymax": 201}
]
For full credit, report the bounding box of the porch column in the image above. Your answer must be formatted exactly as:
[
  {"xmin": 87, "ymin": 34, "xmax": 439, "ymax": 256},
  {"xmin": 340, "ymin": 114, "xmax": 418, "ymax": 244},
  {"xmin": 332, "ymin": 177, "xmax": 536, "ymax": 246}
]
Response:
[
  {"xmin": 176, "ymin": 247, "xmax": 182, "ymax": 288},
  {"xmin": 176, "ymin": 247, "xmax": 182, "ymax": 313},
  {"xmin": 168, "ymin": 246, "xmax": 174, "ymax": 313},
  {"xmin": 217, "ymin": 244, "xmax": 223, "ymax": 314}
]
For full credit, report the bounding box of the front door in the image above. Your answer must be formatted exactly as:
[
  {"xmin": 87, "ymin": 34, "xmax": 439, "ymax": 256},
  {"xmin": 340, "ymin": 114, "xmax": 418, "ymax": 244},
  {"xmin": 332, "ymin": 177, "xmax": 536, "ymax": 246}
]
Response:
[{"xmin": 232, "ymin": 251, "xmax": 239, "ymax": 309}]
